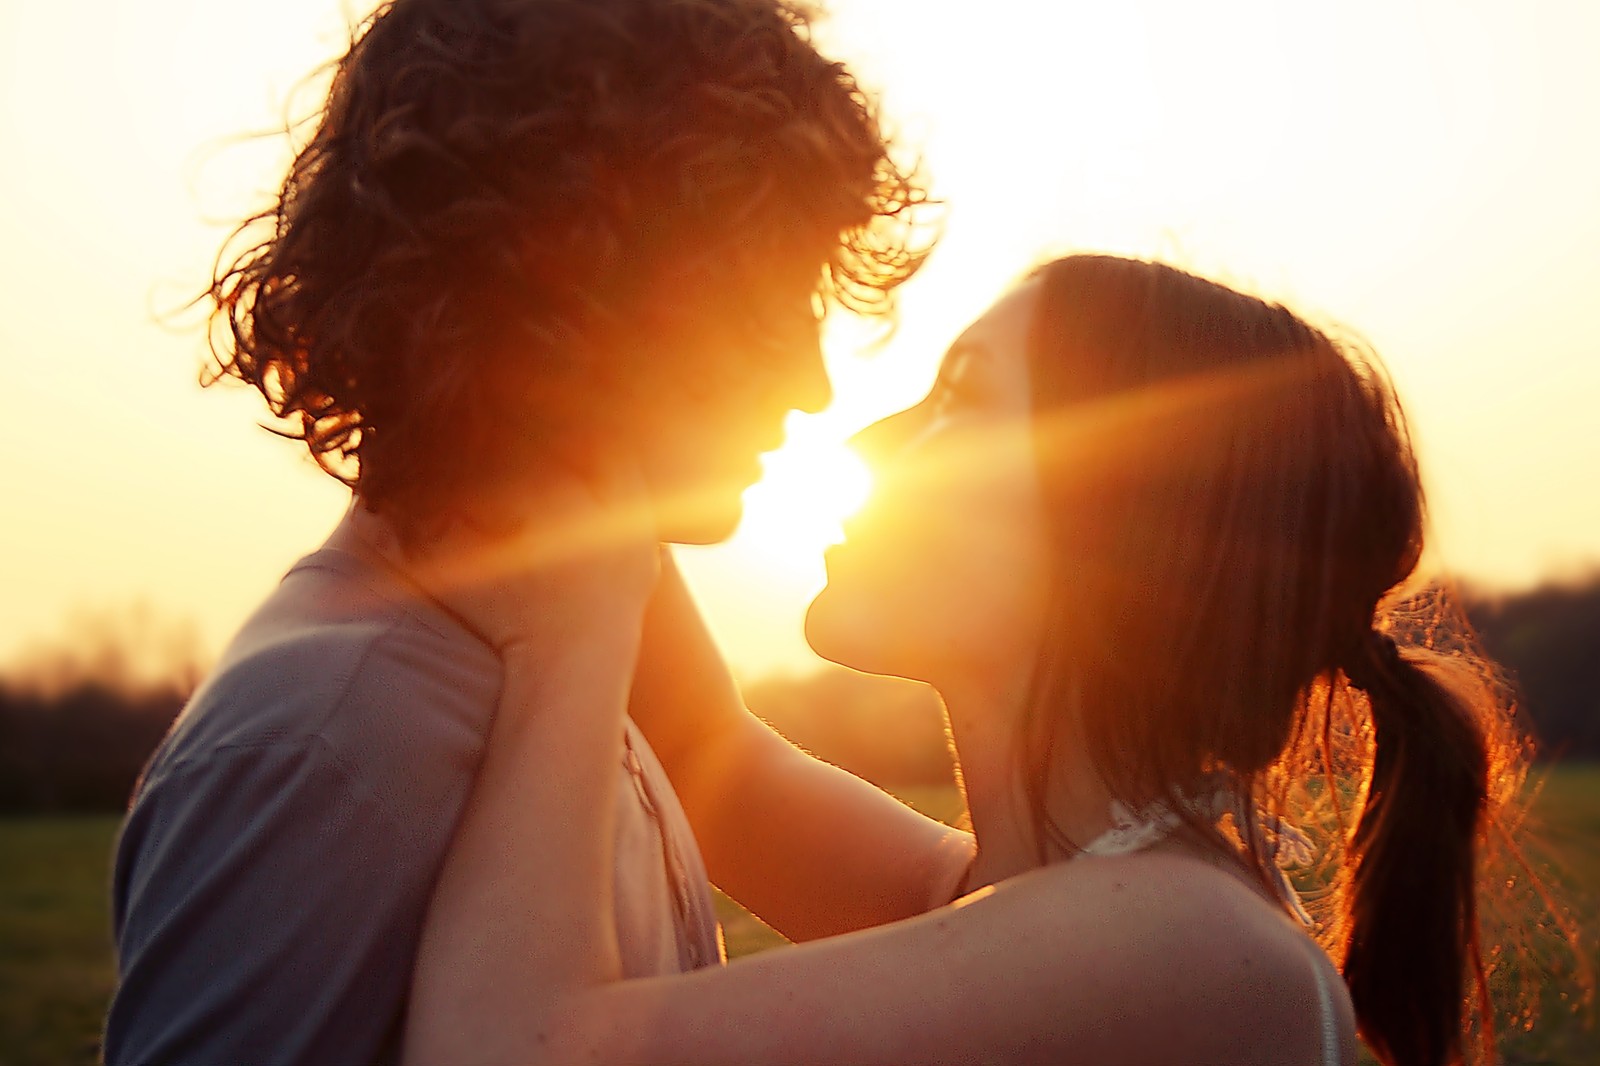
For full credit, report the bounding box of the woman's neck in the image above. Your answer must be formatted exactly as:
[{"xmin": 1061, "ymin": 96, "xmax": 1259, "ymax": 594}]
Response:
[{"xmin": 937, "ymin": 668, "xmax": 1120, "ymax": 891}]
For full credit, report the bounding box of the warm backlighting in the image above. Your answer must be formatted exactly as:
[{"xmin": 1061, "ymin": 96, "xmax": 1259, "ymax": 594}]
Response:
[
  {"xmin": 733, "ymin": 414, "xmax": 873, "ymax": 574},
  {"xmin": 0, "ymin": 0, "xmax": 1595, "ymax": 680}
]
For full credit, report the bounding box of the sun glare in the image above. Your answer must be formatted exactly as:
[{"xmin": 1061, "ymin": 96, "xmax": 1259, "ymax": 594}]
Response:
[{"xmin": 733, "ymin": 416, "xmax": 873, "ymax": 574}]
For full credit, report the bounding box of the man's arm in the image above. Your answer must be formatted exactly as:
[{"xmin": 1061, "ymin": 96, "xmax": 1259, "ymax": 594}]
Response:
[
  {"xmin": 628, "ymin": 552, "xmax": 974, "ymax": 942},
  {"xmin": 106, "ymin": 741, "xmax": 439, "ymax": 1066}
]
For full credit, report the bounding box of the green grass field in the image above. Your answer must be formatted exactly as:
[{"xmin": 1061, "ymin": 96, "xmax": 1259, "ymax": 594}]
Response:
[
  {"xmin": 3, "ymin": 771, "xmax": 1595, "ymax": 1065},
  {"xmin": 0, "ymin": 819, "xmax": 121, "ymax": 1066}
]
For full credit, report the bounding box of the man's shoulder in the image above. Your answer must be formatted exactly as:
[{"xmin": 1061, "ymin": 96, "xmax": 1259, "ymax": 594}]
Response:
[
  {"xmin": 103, "ymin": 548, "xmax": 493, "ymax": 1066},
  {"xmin": 146, "ymin": 547, "xmax": 503, "ymax": 797}
]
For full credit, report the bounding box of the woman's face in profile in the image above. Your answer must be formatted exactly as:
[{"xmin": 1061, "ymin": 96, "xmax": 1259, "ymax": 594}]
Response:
[{"xmin": 807, "ymin": 279, "xmax": 1053, "ymax": 688}]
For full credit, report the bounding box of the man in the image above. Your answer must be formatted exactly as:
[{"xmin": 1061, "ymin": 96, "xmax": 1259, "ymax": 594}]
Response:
[{"xmin": 105, "ymin": 1, "xmax": 971, "ymax": 1063}]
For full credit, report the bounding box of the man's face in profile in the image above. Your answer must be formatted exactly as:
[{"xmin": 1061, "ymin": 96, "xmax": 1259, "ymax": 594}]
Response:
[{"xmin": 627, "ymin": 288, "xmax": 831, "ymax": 545}]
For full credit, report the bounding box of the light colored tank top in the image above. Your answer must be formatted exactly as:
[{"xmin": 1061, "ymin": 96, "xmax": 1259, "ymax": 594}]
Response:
[
  {"xmin": 618, "ymin": 719, "xmax": 725, "ymax": 972},
  {"xmin": 1078, "ymin": 789, "xmax": 1343, "ymax": 1066}
]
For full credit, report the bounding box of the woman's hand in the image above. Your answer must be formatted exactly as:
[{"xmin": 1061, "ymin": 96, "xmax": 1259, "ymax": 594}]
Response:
[
  {"xmin": 401, "ymin": 448, "xmax": 658, "ymax": 1065},
  {"xmin": 398, "ymin": 448, "xmax": 662, "ymax": 653}
]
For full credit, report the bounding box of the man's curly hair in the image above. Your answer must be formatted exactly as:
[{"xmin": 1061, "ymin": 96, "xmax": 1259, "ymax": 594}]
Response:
[{"xmin": 207, "ymin": 0, "xmax": 930, "ymax": 533}]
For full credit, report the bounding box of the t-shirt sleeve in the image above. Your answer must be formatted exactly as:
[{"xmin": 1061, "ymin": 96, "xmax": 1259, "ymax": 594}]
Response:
[{"xmin": 104, "ymin": 739, "xmax": 437, "ymax": 1066}]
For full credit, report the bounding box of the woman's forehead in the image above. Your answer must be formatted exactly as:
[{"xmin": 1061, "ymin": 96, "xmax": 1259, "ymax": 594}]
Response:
[{"xmin": 943, "ymin": 277, "xmax": 1042, "ymax": 363}]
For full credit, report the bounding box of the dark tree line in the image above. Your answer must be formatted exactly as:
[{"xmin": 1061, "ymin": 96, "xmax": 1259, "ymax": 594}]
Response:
[
  {"xmin": 2, "ymin": 575, "xmax": 1596, "ymax": 812},
  {"xmin": 0, "ymin": 681, "xmax": 184, "ymax": 813},
  {"xmin": 1465, "ymin": 580, "xmax": 1600, "ymax": 759}
]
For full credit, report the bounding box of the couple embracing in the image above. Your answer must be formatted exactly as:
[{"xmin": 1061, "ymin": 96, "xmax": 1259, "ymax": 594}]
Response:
[{"xmin": 105, "ymin": 1, "xmax": 1521, "ymax": 1064}]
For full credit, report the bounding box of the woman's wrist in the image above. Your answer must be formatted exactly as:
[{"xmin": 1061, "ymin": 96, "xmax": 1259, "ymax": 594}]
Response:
[
  {"xmin": 494, "ymin": 552, "xmax": 658, "ymax": 653},
  {"xmin": 497, "ymin": 602, "xmax": 648, "ymax": 663}
]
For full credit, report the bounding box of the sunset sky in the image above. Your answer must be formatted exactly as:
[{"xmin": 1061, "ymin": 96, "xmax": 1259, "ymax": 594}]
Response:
[{"xmin": 1, "ymin": 0, "xmax": 1597, "ymax": 679}]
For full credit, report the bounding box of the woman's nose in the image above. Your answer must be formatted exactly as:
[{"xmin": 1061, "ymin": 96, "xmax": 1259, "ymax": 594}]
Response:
[{"xmin": 846, "ymin": 407, "xmax": 924, "ymax": 467}]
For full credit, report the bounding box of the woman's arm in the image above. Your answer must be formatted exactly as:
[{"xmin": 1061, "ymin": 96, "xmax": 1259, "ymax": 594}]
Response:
[
  {"xmin": 629, "ymin": 553, "xmax": 974, "ymax": 940},
  {"xmin": 393, "ymin": 459, "xmax": 659, "ymax": 1064},
  {"xmin": 401, "ymin": 578, "xmax": 650, "ymax": 1064},
  {"xmin": 413, "ymin": 831, "xmax": 1333, "ymax": 1066}
]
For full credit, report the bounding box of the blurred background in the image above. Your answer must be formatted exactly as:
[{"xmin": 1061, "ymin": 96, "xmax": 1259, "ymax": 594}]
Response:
[{"xmin": 1, "ymin": 0, "xmax": 1596, "ymax": 1062}]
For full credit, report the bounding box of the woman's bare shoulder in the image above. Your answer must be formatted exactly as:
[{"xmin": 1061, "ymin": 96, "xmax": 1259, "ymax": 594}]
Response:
[
  {"xmin": 976, "ymin": 852, "xmax": 1352, "ymax": 1066},
  {"xmin": 555, "ymin": 848, "xmax": 1354, "ymax": 1066}
]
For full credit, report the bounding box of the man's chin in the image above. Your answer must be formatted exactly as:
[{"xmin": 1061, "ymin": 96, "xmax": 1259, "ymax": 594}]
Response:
[{"xmin": 653, "ymin": 494, "xmax": 745, "ymax": 546}]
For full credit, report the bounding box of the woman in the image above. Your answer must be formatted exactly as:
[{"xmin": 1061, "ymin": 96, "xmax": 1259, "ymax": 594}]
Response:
[{"xmin": 403, "ymin": 255, "xmax": 1526, "ymax": 1066}]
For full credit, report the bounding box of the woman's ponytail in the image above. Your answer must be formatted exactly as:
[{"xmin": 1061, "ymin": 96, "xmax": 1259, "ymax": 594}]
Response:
[{"xmin": 1341, "ymin": 632, "xmax": 1493, "ymax": 1066}]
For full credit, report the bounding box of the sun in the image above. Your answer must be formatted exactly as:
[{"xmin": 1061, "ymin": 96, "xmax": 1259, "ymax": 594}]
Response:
[{"xmin": 732, "ymin": 414, "xmax": 873, "ymax": 576}]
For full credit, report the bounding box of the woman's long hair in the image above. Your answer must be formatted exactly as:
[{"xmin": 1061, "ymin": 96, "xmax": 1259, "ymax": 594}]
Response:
[{"xmin": 1018, "ymin": 254, "xmax": 1532, "ymax": 1066}]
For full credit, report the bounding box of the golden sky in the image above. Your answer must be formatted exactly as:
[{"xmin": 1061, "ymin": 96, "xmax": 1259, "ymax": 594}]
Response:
[{"xmin": 1, "ymin": 0, "xmax": 1597, "ymax": 678}]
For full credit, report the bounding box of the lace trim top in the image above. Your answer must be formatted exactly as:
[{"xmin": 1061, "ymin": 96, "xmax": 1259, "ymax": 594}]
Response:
[{"xmin": 1079, "ymin": 784, "xmax": 1315, "ymax": 924}]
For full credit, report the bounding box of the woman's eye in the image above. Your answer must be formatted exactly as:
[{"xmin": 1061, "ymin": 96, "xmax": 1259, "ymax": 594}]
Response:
[
  {"xmin": 934, "ymin": 382, "xmax": 960, "ymax": 416},
  {"xmin": 934, "ymin": 370, "xmax": 985, "ymax": 412},
  {"xmin": 930, "ymin": 347, "xmax": 988, "ymax": 409}
]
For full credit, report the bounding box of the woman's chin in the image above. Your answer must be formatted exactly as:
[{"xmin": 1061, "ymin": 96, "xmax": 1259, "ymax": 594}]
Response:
[{"xmin": 804, "ymin": 583, "xmax": 895, "ymax": 677}]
